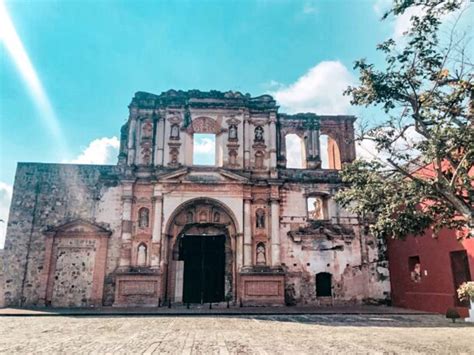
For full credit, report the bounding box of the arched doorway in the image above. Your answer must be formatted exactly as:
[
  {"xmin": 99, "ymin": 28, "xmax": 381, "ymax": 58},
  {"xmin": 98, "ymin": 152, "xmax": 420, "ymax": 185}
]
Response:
[{"xmin": 164, "ymin": 198, "xmax": 238, "ymax": 303}]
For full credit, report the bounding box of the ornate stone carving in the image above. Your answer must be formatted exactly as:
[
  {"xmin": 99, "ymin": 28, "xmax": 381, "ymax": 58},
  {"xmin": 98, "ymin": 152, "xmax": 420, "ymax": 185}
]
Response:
[
  {"xmin": 187, "ymin": 116, "xmax": 220, "ymax": 134},
  {"xmin": 140, "ymin": 142, "xmax": 152, "ymax": 165},
  {"xmin": 141, "ymin": 121, "xmax": 153, "ymax": 139}
]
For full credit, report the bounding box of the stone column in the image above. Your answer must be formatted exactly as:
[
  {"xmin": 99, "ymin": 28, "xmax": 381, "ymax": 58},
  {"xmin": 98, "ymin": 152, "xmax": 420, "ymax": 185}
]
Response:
[
  {"xmin": 235, "ymin": 233, "xmax": 244, "ymax": 270},
  {"xmin": 270, "ymin": 198, "xmax": 281, "ymax": 266},
  {"xmin": 151, "ymin": 188, "xmax": 163, "ymax": 268},
  {"xmin": 243, "ymin": 198, "xmax": 252, "ymax": 267},
  {"xmin": 155, "ymin": 117, "xmax": 164, "ymax": 166},
  {"xmin": 127, "ymin": 118, "xmax": 137, "ymax": 165},
  {"xmin": 269, "ymin": 113, "xmax": 277, "ymax": 170},
  {"xmin": 243, "ymin": 113, "xmax": 250, "ymax": 168},
  {"xmin": 119, "ymin": 183, "xmax": 134, "ymax": 268},
  {"xmin": 313, "ymin": 128, "xmax": 320, "ymax": 158}
]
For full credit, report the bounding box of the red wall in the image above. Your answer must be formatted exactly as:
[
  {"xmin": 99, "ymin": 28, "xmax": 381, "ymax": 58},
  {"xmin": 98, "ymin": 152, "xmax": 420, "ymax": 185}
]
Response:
[{"xmin": 387, "ymin": 229, "xmax": 474, "ymax": 317}]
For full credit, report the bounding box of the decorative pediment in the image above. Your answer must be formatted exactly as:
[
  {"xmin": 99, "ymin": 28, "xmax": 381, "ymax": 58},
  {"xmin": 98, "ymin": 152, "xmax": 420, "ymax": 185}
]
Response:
[
  {"xmin": 158, "ymin": 168, "xmax": 249, "ymax": 184},
  {"xmin": 44, "ymin": 219, "xmax": 112, "ymax": 238}
]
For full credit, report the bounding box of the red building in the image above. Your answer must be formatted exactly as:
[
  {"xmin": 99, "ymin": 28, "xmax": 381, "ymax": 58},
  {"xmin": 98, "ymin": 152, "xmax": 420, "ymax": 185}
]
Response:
[{"xmin": 388, "ymin": 229, "xmax": 474, "ymax": 316}]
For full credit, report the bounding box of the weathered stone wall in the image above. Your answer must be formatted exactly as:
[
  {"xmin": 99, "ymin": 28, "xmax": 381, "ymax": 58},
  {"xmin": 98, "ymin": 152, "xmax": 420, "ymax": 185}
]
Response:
[
  {"xmin": 279, "ymin": 183, "xmax": 390, "ymax": 305},
  {"xmin": 0, "ymin": 249, "xmax": 4, "ymax": 307},
  {"xmin": 2, "ymin": 163, "xmax": 123, "ymax": 307}
]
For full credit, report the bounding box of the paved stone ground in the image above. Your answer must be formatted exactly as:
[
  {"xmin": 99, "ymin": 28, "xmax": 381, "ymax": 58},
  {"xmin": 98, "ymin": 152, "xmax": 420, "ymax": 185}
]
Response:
[
  {"xmin": 0, "ymin": 304, "xmax": 428, "ymax": 316},
  {"xmin": 0, "ymin": 314, "xmax": 473, "ymax": 354}
]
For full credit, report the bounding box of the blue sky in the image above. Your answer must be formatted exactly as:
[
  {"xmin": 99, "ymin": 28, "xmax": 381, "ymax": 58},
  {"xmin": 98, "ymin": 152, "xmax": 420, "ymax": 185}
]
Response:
[{"xmin": 0, "ymin": 0, "xmax": 472, "ymax": 246}]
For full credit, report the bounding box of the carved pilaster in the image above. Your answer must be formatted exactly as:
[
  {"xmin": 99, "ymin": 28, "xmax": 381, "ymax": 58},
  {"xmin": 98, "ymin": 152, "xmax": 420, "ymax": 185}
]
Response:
[
  {"xmin": 270, "ymin": 197, "xmax": 281, "ymax": 266},
  {"xmin": 151, "ymin": 191, "xmax": 163, "ymax": 268},
  {"xmin": 243, "ymin": 198, "xmax": 252, "ymax": 267}
]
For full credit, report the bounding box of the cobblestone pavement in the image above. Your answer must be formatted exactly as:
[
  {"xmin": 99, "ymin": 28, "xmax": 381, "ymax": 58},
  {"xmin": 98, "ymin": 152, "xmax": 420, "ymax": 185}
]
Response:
[{"xmin": 0, "ymin": 314, "xmax": 473, "ymax": 354}]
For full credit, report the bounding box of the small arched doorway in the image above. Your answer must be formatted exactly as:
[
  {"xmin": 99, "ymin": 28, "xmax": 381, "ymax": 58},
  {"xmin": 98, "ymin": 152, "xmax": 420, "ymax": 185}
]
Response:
[{"xmin": 165, "ymin": 198, "xmax": 238, "ymax": 304}]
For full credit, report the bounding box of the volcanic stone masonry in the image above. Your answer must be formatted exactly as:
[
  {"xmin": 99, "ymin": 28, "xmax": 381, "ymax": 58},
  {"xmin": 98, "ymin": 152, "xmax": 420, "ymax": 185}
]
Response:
[{"xmin": 2, "ymin": 90, "xmax": 390, "ymax": 308}]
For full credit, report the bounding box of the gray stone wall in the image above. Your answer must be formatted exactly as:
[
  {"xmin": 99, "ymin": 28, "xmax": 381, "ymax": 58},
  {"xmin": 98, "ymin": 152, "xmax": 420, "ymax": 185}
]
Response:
[
  {"xmin": 0, "ymin": 249, "xmax": 4, "ymax": 307},
  {"xmin": 2, "ymin": 163, "xmax": 123, "ymax": 307}
]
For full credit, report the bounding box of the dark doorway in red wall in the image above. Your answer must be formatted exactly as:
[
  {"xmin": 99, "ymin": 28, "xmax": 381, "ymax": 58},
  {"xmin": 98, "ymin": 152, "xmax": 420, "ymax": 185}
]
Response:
[{"xmin": 450, "ymin": 250, "xmax": 471, "ymax": 307}]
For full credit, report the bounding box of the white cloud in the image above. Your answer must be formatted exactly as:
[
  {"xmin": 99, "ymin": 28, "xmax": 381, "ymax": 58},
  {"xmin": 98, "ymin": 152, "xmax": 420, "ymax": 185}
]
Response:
[
  {"xmin": 355, "ymin": 126, "xmax": 423, "ymax": 163},
  {"xmin": 0, "ymin": 181, "xmax": 13, "ymax": 249},
  {"xmin": 393, "ymin": 6, "xmax": 425, "ymax": 40},
  {"xmin": 372, "ymin": 0, "xmax": 424, "ymax": 40},
  {"xmin": 193, "ymin": 137, "xmax": 215, "ymax": 154},
  {"xmin": 374, "ymin": 0, "xmax": 471, "ymax": 41},
  {"xmin": 270, "ymin": 61, "xmax": 354, "ymax": 115},
  {"xmin": 356, "ymin": 138, "xmax": 378, "ymax": 161},
  {"xmin": 302, "ymin": 2, "xmax": 317, "ymax": 15},
  {"xmin": 68, "ymin": 136, "xmax": 119, "ymax": 165},
  {"xmin": 373, "ymin": 0, "xmax": 391, "ymax": 17},
  {"xmin": 285, "ymin": 134, "xmax": 304, "ymax": 168}
]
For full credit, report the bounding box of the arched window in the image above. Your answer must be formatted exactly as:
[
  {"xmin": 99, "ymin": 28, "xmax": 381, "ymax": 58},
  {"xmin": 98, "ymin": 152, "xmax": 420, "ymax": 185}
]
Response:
[
  {"xmin": 256, "ymin": 208, "xmax": 265, "ymax": 229},
  {"xmin": 319, "ymin": 134, "xmax": 341, "ymax": 169},
  {"xmin": 138, "ymin": 207, "xmax": 149, "ymax": 228},
  {"xmin": 285, "ymin": 134, "xmax": 306, "ymax": 168},
  {"xmin": 316, "ymin": 272, "xmax": 332, "ymax": 297},
  {"xmin": 137, "ymin": 243, "xmax": 147, "ymax": 267}
]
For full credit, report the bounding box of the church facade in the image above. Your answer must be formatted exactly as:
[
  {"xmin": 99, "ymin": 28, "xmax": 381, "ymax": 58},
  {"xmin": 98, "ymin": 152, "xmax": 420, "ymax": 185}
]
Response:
[{"xmin": 2, "ymin": 90, "xmax": 389, "ymax": 307}]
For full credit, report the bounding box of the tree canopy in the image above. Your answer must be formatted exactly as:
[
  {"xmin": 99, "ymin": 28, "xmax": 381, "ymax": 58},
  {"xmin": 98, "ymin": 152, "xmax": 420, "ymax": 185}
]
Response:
[{"xmin": 336, "ymin": 0, "xmax": 473, "ymax": 239}]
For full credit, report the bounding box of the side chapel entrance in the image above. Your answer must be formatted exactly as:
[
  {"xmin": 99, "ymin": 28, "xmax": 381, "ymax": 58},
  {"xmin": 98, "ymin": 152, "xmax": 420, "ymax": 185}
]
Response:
[{"xmin": 166, "ymin": 198, "xmax": 237, "ymax": 303}]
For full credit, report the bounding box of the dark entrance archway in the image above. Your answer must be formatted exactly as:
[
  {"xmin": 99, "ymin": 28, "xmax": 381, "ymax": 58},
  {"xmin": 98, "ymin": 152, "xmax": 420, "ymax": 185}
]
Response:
[
  {"xmin": 164, "ymin": 198, "xmax": 239, "ymax": 303},
  {"xmin": 182, "ymin": 235, "xmax": 225, "ymax": 303}
]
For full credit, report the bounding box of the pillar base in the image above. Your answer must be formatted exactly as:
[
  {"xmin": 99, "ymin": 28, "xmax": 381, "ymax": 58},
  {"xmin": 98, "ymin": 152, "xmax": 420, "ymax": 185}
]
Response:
[
  {"xmin": 239, "ymin": 267, "xmax": 285, "ymax": 306},
  {"xmin": 113, "ymin": 270, "xmax": 162, "ymax": 307}
]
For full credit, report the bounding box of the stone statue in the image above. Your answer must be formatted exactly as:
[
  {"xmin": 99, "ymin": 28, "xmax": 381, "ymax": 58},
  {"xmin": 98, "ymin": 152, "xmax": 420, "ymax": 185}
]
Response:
[
  {"xmin": 138, "ymin": 208, "xmax": 149, "ymax": 228},
  {"xmin": 170, "ymin": 124, "xmax": 180, "ymax": 139},
  {"xmin": 229, "ymin": 125, "xmax": 237, "ymax": 140},
  {"xmin": 311, "ymin": 198, "xmax": 323, "ymax": 220},
  {"xmin": 256, "ymin": 243, "xmax": 266, "ymax": 265},
  {"xmin": 255, "ymin": 126, "xmax": 264, "ymax": 142},
  {"xmin": 256, "ymin": 209, "xmax": 265, "ymax": 228},
  {"xmin": 137, "ymin": 244, "xmax": 147, "ymax": 266}
]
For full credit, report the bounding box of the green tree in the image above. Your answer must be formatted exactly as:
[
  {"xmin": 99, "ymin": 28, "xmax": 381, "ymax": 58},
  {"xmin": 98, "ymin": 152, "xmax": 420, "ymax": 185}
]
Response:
[{"xmin": 336, "ymin": 0, "xmax": 473, "ymax": 239}]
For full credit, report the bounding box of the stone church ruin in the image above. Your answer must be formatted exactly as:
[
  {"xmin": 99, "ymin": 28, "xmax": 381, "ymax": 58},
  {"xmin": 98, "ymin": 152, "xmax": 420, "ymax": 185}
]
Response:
[{"xmin": 2, "ymin": 90, "xmax": 389, "ymax": 307}]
